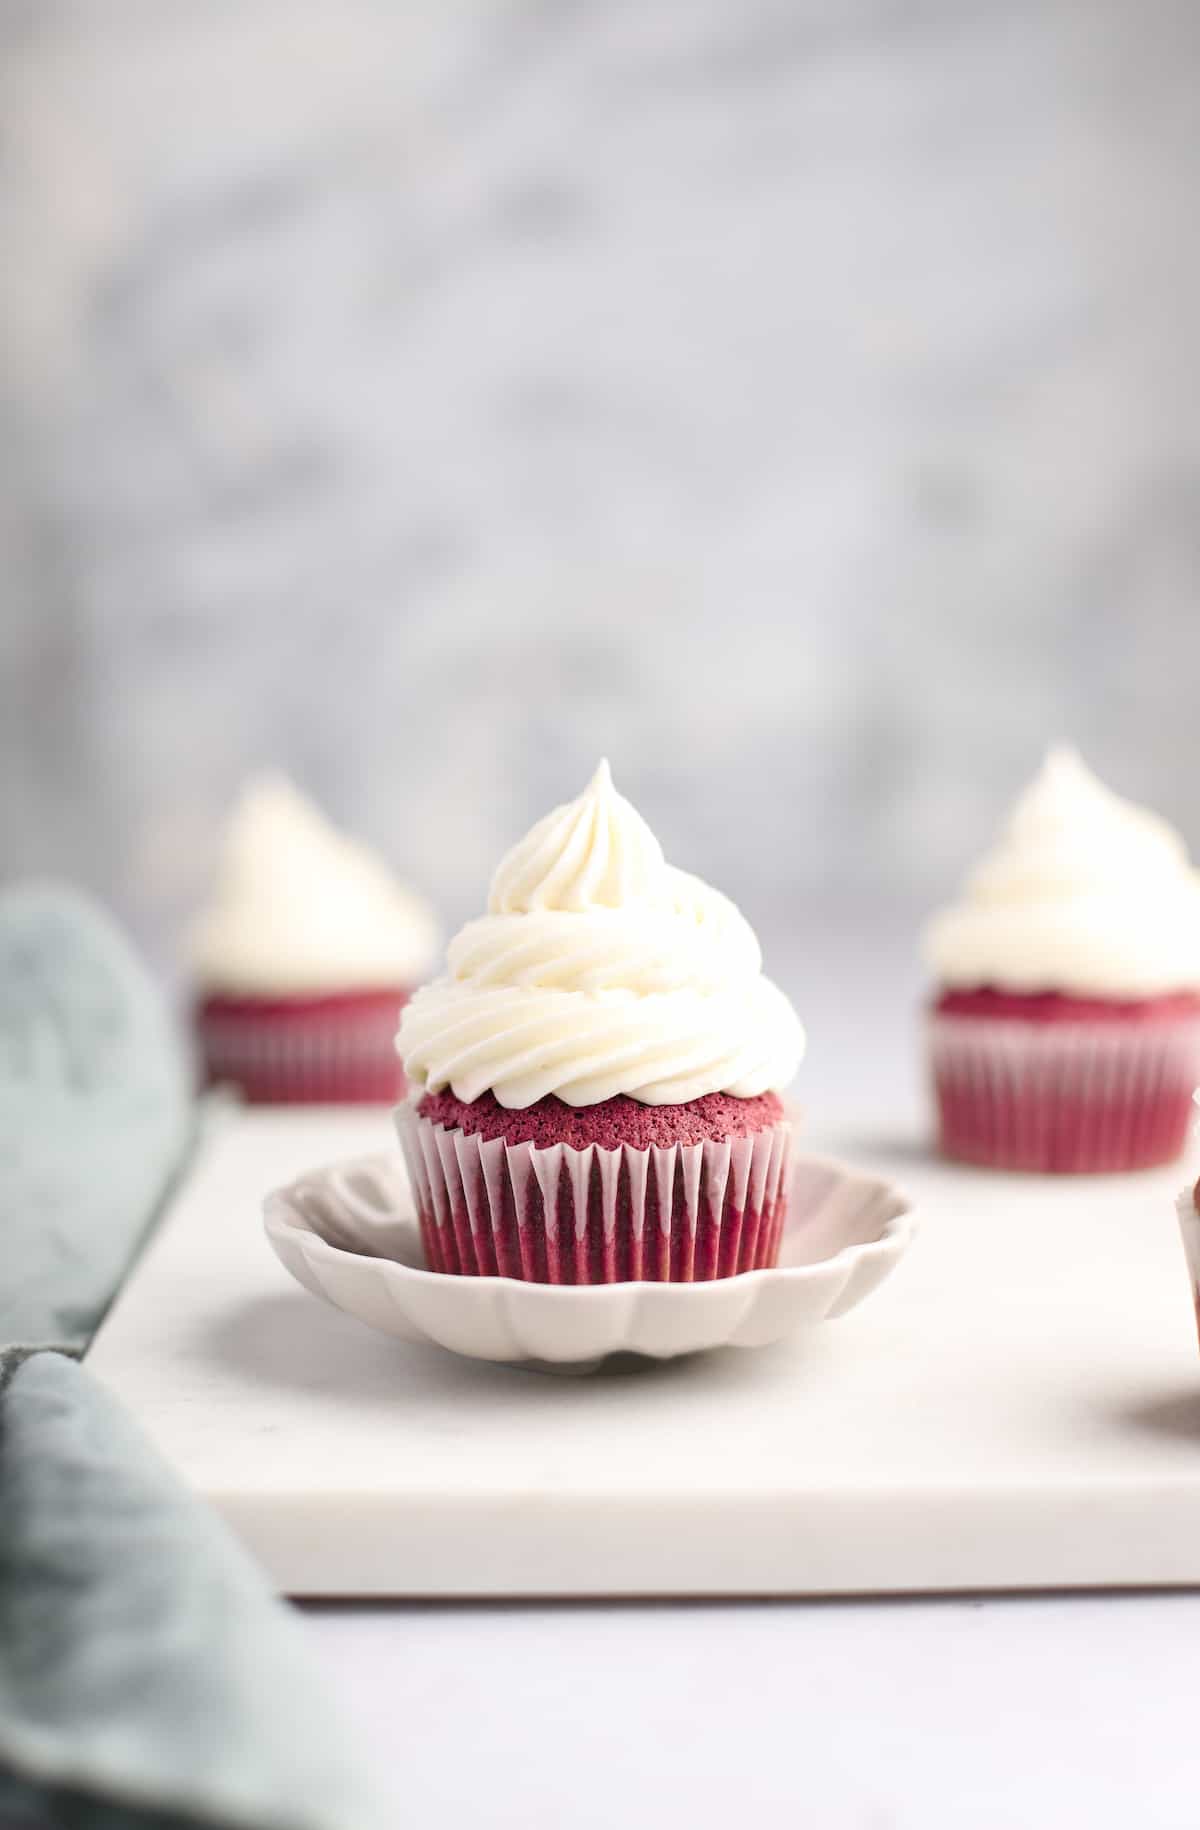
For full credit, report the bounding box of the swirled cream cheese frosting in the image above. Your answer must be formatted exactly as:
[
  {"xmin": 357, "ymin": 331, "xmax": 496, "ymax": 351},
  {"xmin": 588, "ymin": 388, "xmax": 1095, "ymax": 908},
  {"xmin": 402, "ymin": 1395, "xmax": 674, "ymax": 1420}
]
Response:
[
  {"xmin": 189, "ymin": 775, "xmax": 441, "ymax": 995},
  {"xmin": 923, "ymin": 746, "xmax": 1200, "ymax": 998},
  {"xmin": 397, "ymin": 760, "xmax": 804, "ymax": 1107}
]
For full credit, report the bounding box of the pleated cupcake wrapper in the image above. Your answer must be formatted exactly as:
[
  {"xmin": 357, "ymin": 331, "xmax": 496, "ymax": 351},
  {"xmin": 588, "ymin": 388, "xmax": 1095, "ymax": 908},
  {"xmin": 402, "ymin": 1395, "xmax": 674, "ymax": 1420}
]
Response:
[
  {"xmin": 1175, "ymin": 1185, "xmax": 1200, "ymax": 1350},
  {"xmin": 395, "ymin": 1103, "xmax": 793, "ymax": 1283},
  {"xmin": 196, "ymin": 1001, "xmax": 407, "ymax": 1105},
  {"xmin": 929, "ymin": 1012, "xmax": 1200, "ymax": 1173}
]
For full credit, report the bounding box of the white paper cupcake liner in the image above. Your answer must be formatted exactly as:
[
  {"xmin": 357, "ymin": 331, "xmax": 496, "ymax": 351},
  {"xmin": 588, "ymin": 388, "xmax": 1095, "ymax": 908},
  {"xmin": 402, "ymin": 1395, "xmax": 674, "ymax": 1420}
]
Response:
[
  {"xmin": 195, "ymin": 995, "xmax": 408, "ymax": 1104},
  {"xmin": 395, "ymin": 1102, "xmax": 793, "ymax": 1284},
  {"xmin": 928, "ymin": 1012, "xmax": 1200, "ymax": 1172}
]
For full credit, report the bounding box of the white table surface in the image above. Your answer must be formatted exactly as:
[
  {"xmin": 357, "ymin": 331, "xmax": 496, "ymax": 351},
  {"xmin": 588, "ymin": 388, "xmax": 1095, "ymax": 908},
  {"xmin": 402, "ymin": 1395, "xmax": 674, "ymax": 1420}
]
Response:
[{"xmin": 297, "ymin": 1590, "xmax": 1200, "ymax": 1829}]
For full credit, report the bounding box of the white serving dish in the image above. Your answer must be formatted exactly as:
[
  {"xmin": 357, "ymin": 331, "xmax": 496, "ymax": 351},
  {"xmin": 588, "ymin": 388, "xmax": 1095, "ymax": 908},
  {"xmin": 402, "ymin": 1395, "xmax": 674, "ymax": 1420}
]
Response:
[{"xmin": 262, "ymin": 1149, "xmax": 916, "ymax": 1369}]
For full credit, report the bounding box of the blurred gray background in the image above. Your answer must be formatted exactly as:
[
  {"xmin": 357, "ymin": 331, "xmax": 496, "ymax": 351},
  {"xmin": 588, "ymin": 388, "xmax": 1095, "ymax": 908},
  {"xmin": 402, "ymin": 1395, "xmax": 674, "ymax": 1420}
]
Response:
[{"xmin": 3, "ymin": 0, "xmax": 1200, "ymax": 1062}]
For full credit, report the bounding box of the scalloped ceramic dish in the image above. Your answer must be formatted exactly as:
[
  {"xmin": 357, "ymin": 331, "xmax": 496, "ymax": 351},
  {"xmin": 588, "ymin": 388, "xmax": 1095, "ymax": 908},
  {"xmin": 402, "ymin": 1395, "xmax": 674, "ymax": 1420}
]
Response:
[{"xmin": 263, "ymin": 1150, "xmax": 916, "ymax": 1370}]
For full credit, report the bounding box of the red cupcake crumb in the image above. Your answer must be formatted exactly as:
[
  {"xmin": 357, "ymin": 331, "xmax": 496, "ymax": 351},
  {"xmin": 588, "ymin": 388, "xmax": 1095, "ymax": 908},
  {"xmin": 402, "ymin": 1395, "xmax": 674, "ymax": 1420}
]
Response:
[
  {"xmin": 416, "ymin": 1086, "xmax": 784, "ymax": 1150},
  {"xmin": 934, "ymin": 986, "xmax": 1200, "ymax": 1025},
  {"xmin": 199, "ymin": 989, "xmax": 408, "ymax": 1021}
]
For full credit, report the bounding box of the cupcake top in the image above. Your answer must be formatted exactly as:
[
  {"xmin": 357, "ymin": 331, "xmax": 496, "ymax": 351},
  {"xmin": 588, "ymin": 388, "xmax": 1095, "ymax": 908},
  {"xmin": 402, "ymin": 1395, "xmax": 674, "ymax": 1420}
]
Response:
[
  {"xmin": 188, "ymin": 775, "xmax": 441, "ymax": 996},
  {"xmin": 923, "ymin": 746, "xmax": 1200, "ymax": 998},
  {"xmin": 397, "ymin": 760, "xmax": 804, "ymax": 1108}
]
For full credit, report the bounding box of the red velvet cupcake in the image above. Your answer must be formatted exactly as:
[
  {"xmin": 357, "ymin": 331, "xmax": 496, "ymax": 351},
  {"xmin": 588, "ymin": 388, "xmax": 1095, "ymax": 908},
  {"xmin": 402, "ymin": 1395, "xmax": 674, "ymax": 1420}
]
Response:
[
  {"xmin": 924, "ymin": 749, "xmax": 1200, "ymax": 1173},
  {"xmin": 189, "ymin": 776, "xmax": 439, "ymax": 1105},
  {"xmin": 395, "ymin": 761, "xmax": 804, "ymax": 1282}
]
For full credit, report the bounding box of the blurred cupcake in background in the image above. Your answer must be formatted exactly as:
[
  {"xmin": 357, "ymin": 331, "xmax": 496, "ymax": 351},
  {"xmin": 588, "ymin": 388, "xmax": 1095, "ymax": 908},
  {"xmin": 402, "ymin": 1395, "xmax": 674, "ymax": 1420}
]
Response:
[
  {"xmin": 395, "ymin": 760, "xmax": 803, "ymax": 1283},
  {"xmin": 190, "ymin": 775, "xmax": 440, "ymax": 1104},
  {"xmin": 924, "ymin": 747, "xmax": 1200, "ymax": 1173},
  {"xmin": 1174, "ymin": 1176, "xmax": 1200, "ymax": 1349}
]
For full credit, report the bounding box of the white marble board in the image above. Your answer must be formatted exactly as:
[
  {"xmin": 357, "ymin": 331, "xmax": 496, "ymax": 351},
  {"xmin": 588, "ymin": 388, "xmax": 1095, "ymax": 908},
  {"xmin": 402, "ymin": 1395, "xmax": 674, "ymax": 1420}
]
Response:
[{"xmin": 86, "ymin": 1107, "xmax": 1200, "ymax": 1597}]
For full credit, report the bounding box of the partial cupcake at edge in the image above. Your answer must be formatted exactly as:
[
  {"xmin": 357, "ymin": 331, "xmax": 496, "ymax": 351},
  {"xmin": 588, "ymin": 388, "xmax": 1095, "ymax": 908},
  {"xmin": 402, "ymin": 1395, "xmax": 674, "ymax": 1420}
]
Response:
[
  {"xmin": 189, "ymin": 775, "xmax": 440, "ymax": 1104},
  {"xmin": 923, "ymin": 746, "xmax": 1200, "ymax": 1174},
  {"xmin": 394, "ymin": 760, "xmax": 804, "ymax": 1284}
]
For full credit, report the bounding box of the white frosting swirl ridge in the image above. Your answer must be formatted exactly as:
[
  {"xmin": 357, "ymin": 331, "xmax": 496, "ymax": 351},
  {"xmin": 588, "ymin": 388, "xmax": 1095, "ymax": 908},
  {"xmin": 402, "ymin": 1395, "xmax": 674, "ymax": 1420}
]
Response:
[
  {"xmin": 397, "ymin": 760, "xmax": 804, "ymax": 1107},
  {"xmin": 189, "ymin": 775, "xmax": 441, "ymax": 995},
  {"xmin": 923, "ymin": 746, "xmax": 1200, "ymax": 997},
  {"xmin": 489, "ymin": 758, "xmax": 666, "ymax": 914}
]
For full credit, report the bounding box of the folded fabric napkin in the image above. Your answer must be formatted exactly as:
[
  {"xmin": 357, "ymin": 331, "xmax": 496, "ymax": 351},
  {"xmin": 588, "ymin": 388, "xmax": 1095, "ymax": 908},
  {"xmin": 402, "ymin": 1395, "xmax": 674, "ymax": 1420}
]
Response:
[{"xmin": 0, "ymin": 885, "xmax": 393, "ymax": 1830}]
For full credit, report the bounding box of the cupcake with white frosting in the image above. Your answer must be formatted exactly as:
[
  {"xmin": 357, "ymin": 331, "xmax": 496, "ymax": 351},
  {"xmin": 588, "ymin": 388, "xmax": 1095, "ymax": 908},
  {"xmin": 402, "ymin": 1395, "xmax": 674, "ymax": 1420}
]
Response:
[
  {"xmin": 924, "ymin": 746, "xmax": 1200, "ymax": 1172},
  {"xmin": 395, "ymin": 761, "xmax": 804, "ymax": 1282},
  {"xmin": 189, "ymin": 775, "xmax": 440, "ymax": 1104}
]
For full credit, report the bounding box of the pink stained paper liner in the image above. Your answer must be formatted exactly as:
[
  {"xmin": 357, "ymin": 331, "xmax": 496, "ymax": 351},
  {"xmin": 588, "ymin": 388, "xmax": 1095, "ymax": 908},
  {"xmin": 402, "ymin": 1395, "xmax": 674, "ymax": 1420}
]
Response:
[
  {"xmin": 928, "ymin": 1011, "xmax": 1200, "ymax": 1173},
  {"xmin": 394, "ymin": 1102, "xmax": 793, "ymax": 1284},
  {"xmin": 196, "ymin": 997, "xmax": 408, "ymax": 1105}
]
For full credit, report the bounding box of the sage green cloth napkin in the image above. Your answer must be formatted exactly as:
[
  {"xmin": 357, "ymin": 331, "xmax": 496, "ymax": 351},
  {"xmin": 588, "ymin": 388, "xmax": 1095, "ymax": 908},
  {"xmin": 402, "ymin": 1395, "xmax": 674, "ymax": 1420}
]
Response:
[{"xmin": 0, "ymin": 885, "xmax": 393, "ymax": 1830}]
